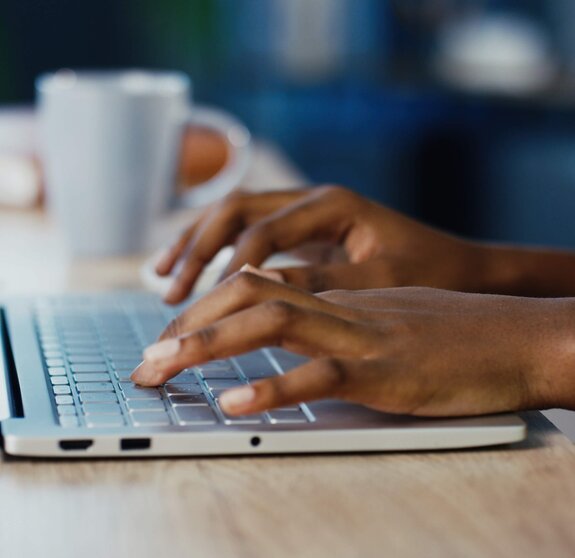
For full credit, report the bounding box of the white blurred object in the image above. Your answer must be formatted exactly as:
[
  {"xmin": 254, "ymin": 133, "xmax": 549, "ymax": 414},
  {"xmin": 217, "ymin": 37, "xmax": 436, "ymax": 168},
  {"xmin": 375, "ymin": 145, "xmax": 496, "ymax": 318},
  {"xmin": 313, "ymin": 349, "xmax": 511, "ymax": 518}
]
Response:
[
  {"xmin": 0, "ymin": 107, "xmax": 37, "ymax": 154},
  {"xmin": 435, "ymin": 15, "xmax": 556, "ymax": 95},
  {"xmin": 272, "ymin": 0, "xmax": 346, "ymax": 82},
  {"xmin": 0, "ymin": 155, "xmax": 41, "ymax": 207},
  {"xmin": 140, "ymin": 245, "xmax": 307, "ymax": 297},
  {"xmin": 0, "ymin": 108, "xmax": 41, "ymax": 207}
]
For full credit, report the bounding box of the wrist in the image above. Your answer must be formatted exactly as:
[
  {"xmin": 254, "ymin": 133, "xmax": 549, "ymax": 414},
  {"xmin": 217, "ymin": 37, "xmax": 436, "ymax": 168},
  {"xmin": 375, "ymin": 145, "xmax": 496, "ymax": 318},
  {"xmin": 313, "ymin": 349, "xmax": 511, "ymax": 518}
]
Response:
[
  {"xmin": 470, "ymin": 244, "xmax": 575, "ymax": 297},
  {"xmin": 451, "ymin": 241, "xmax": 508, "ymax": 294},
  {"xmin": 530, "ymin": 298, "xmax": 575, "ymax": 410}
]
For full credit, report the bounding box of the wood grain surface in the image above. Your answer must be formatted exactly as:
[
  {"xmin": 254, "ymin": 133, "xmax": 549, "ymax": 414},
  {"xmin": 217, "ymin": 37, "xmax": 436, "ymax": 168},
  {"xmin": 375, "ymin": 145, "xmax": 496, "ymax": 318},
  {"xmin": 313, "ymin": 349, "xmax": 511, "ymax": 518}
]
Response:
[{"xmin": 0, "ymin": 413, "xmax": 574, "ymax": 558}]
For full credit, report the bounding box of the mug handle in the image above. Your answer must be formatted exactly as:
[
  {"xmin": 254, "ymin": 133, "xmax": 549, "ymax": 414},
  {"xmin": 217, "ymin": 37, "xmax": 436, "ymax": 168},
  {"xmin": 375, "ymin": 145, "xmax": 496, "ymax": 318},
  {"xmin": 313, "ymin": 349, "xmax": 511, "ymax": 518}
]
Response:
[{"xmin": 178, "ymin": 105, "xmax": 251, "ymax": 208}]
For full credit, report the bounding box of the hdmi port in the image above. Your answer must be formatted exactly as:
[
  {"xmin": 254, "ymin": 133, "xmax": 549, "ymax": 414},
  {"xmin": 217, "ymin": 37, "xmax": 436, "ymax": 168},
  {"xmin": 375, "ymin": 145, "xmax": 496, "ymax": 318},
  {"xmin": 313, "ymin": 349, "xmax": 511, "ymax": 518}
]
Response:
[{"xmin": 59, "ymin": 439, "xmax": 93, "ymax": 451}]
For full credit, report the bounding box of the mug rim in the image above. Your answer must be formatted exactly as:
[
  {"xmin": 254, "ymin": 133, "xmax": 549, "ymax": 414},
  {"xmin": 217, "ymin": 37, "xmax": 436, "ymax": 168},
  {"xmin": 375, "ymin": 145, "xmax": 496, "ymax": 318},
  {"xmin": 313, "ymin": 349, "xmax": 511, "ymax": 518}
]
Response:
[{"xmin": 36, "ymin": 69, "xmax": 191, "ymax": 97}]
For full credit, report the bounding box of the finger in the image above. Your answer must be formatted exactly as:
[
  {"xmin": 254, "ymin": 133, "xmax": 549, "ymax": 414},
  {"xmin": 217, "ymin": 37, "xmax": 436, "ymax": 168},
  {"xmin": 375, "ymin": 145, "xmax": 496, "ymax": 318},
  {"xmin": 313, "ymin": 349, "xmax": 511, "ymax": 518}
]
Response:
[
  {"xmin": 164, "ymin": 190, "xmax": 307, "ymax": 304},
  {"xmin": 220, "ymin": 188, "xmax": 357, "ymax": 279},
  {"xmin": 158, "ymin": 271, "xmax": 357, "ymax": 341},
  {"xmin": 218, "ymin": 357, "xmax": 368, "ymax": 415},
  {"xmin": 240, "ymin": 264, "xmax": 285, "ymax": 283},
  {"xmin": 133, "ymin": 300, "xmax": 375, "ymax": 385},
  {"xmin": 155, "ymin": 220, "xmax": 202, "ymax": 276}
]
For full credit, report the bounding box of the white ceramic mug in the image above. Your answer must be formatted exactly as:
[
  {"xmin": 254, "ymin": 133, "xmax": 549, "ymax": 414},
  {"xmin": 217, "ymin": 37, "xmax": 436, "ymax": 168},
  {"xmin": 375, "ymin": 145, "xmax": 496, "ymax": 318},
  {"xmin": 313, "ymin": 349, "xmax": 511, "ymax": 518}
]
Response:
[{"xmin": 36, "ymin": 69, "xmax": 251, "ymax": 257}]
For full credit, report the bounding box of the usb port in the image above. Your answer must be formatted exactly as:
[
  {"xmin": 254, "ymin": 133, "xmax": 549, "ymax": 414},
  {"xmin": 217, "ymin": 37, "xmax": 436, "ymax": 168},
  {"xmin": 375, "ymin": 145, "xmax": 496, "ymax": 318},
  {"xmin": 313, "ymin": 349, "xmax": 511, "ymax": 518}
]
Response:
[
  {"xmin": 59, "ymin": 439, "xmax": 93, "ymax": 451},
  {"xmin": 121, "ymin": 438, "xmax": 151, "ymax": 451}
]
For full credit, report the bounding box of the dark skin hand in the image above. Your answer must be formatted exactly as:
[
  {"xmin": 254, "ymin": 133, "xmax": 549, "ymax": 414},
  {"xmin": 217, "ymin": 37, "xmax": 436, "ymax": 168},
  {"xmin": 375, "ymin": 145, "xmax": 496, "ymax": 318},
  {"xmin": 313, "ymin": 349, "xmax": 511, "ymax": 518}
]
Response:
[
  {"xmin": 132, "ymin": 271, "xmax": 575, "ymax": 417},
  {"xmin": 156, "ymin": 186, "xmax": 575, "ymax": 304}
]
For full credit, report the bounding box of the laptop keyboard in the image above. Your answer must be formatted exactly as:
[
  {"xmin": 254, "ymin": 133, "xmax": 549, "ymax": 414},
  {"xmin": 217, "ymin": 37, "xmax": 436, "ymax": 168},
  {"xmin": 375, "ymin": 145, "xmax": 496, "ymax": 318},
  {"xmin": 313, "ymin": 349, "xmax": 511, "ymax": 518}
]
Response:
[{"xmin": 33, "ymin": 297, "xmax": 314, "ymax": 428}]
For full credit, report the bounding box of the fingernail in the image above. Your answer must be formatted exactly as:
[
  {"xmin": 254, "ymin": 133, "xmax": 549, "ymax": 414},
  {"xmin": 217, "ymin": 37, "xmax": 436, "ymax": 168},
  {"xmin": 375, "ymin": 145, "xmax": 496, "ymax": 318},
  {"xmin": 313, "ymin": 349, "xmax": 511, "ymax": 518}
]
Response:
[
  {"xmin": 240, "ymin": 263, "xmax": 285, "ymax": 283},
  {"xmin": 219, "ymin": 385, "xmax": 256, "ymax": 412},
  {"xmin": 144, "ymin": 338, "xmax": 181, "ymax": 363},
  {"xmin": 164, "ymin": 281, "xmax": 181, "ymax": 303}
]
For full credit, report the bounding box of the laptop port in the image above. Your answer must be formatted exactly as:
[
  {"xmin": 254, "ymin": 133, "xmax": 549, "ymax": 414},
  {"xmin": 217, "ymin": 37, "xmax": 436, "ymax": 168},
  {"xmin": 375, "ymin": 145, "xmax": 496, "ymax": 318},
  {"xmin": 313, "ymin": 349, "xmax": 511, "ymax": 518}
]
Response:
[
  {"xmin": 121, "ymin": 438, "xmax": 151, "ymax": 451},
  {"xmin": 59, "ymin": 439, "xmax": 93, "ymax": 451}
]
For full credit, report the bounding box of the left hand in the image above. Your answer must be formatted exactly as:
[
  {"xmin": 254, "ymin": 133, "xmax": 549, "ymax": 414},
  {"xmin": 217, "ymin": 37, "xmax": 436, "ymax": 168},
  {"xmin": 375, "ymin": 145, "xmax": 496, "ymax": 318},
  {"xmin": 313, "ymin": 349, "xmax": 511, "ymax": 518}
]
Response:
[{"xmin": 131, "ymin": 271, "xmax": 573, "ymax": 417}]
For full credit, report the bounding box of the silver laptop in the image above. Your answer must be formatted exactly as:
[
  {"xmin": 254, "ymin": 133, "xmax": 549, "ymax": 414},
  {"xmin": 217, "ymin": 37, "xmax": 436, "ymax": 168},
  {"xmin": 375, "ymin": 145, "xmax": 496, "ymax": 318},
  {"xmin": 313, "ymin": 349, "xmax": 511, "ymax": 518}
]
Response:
[{"xmin": 0, "ymin": 292, "xmax": 526, "ymax": 458}]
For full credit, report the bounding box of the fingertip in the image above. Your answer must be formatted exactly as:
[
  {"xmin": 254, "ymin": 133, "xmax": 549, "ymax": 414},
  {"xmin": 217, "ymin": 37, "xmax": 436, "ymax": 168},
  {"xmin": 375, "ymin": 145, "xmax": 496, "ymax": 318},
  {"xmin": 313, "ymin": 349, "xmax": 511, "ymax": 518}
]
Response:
[
  {"xmin": 164, "ymin": 282, "xmax": 187, "ymax": 305},
  {"xmin": 155, "ymin": 264, "xmax": 171, "ymax": 277},
  {"xmin": 155, "ymin": 250, "xmax": 175, "ymax": 276},
  {"xmin": 131, "ymin": 361, "xmax": 163, "ymax": 387},
  {"xmin": 219, "ymin": 385, "xmax": 257, "ymax": 415}
]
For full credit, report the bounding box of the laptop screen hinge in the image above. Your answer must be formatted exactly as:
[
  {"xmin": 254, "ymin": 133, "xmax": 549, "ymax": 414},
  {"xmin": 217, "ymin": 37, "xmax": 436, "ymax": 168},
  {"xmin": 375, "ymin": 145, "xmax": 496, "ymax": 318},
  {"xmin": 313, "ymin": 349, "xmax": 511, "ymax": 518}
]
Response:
[{"xmin": 0, "ymin": 308, "xmax": 25, "ymax": 420}]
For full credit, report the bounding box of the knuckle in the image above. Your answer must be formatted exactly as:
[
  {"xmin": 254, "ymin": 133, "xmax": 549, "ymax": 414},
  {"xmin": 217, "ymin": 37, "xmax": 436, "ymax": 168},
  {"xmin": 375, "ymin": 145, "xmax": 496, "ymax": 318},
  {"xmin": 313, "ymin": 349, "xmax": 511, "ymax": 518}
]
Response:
[
  {"xmin": 229, "ymin": 269, "xmax": 263, "ymax": 295},
  {"xmin": 194, "ymin": 326, "xmax": 218, "ymax": 359},
  {"xmin": 164, "ymin": 318, "xmax": 185, "ymax": 339},
  {"xmin": 261, "ymin": 377, "xmax": 289, "ymax": 406},
  {"xmin": 317, "ymin": 289, "xmax": 348, "ymax": 302},
  {"xmin": 218, "ymin": 191, "xmax": 244, "ymax": 214},
  {"xmin": 320, "ymin": 358, "xmax": 350, "ymax": 393},
  {"xmin": 263, "ymin": 299, "xmax": 299, "ymax": 324},
  {"xmin": 301, "ymin": 271, "xmax": 331, "ymax": 293}
]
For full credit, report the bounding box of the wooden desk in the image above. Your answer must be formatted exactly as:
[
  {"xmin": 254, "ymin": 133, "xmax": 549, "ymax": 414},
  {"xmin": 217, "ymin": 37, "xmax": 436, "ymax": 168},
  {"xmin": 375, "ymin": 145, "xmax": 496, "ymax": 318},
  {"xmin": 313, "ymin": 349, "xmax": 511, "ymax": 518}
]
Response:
[{"xmin": 1, "ymin": 145, "xmax": 574, "ymax": 558}]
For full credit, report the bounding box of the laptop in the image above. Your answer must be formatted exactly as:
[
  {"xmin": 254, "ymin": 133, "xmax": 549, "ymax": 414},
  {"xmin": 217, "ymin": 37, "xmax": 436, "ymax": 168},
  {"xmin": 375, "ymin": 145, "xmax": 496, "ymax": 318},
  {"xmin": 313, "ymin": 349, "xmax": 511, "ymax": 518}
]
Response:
[{"xmin": 0, "ymin": 292, "xmax": 526, "ymax": 458}]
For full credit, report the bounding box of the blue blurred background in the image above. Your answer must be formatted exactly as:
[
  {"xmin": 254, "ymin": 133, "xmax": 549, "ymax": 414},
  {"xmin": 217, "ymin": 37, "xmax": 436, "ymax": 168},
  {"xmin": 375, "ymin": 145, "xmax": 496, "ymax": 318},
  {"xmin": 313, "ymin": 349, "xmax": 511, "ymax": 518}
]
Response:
[{"xmin": 3, "ymin": 0, "xmax": 575, "ymax": 247}]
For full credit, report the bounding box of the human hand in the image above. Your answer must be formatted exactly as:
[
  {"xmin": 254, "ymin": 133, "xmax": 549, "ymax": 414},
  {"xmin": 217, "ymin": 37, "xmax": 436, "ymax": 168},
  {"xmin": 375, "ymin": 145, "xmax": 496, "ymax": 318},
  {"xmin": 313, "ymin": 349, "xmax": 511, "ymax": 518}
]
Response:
[
  {"xmin": 155, "ymin": 186, "xmax": 487, "ymax": 304},
  {"xmin": 132, "ymin": 272, "xmax": 574, "ymax": 417}
]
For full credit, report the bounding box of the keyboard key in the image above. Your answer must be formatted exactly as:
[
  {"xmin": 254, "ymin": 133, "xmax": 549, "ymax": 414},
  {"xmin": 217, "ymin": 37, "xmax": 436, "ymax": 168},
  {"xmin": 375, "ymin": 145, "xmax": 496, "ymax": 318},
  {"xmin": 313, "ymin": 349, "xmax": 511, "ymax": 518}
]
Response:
[
  {"xmin": 46, "ymin": 358, "xmax": 65, "ymax": 367},
  {"xmin": 55, "ymin": 395, "xmax": 74, "ymax": 405},
  {"xmin": 82, "ymin": 403, "xmax": 122, "ymax": 415},
  {"xmin": 126, "ymin": 399, "xmax": 166, "ymax": 411},
  {"xmin": 113, "ymin": 364, "xmax": 142, "ymax": 370},
  {"xmin": 267, "ymin": 410, "xmax": 308, "ymax": 424},
  {"xmin": 48, "ymin": 367, "xmax": 67, "ymax": 376},
  {"xmin": 205, "ymin": 379, "xmax": 245, "ymax": 390},
  {"xmin": 71, "ymin": 364, "xmax": 109, "ymax": 373},
  {"xmin": 59, "ymin": 415, "xmax": 79, "ymax": 427},
  {"xmin": 199, "ymin": 360, "xmax": 230, "ymax": 369},
  {"xmin": 73, "ymin": 373, "xmax": 111, "ymax": 383},
  {"xmin": 68, "ymin": 355, "xmax": 105, "ymax": 364},
  {"xmin": 114, "ymin": 369, "xmax": 136, "ymax": 381},
  {"xmin": 164, "ymin": 372, "xmax": 199, "ymax": 384},
  {"xmin": 169, "ymin": 394, "xmax": 209, "ymax": 406},
  {"xmin": 53, "ymin": 385, "xmax": 72, "ymax": 395},
  {"xmin": 50, "ymin": 376, "xmax": 69, "ymax": 386},
  {"xmin": 174, "ymin": 405, "xmax": 217, "ymax": 425},
  {"xmin": 120, "ymin": 383, "xmax": 162, "ymax": 400},
  {"xmin": 267, "ymin": 349, "xmax": 309, "ymax": 373},
  {"xmin": 43, "ymin": 350, "xmax": 63, "ymax": 359},
  {"xmin": 108, "ymin": 352, "xmax": 142, "ymax": 362},
  {"xmin": 65, "ymin": 342, "xmax": 100, "ymax": 351},
  {"xmin": 198, "ymin": 367, "xmax": 239, "ymax": 380},
  {"xmin": 79, "ymin": 392, "xmax": 118, "ymax": 403},
  {"xmin": 233, "ymin": 352, "xmax": 278, "ymax": 379},
  {"xmin": 57, "ymin": 405, "xmax": 77, "ymax": 415},
  {"xmin": 131, "ymin": 411, "xmax": 171, "ymax": 426},
  {"xmin": 164, "ymin": 384, "xmax": 204, "ymax": 396},
  {"xmin": 86, "ymin": 415, "xmax": 125, "ymax": 428},
  {"xmin": 222, "ymin": 414, "xmax": 264, "ymax": 425},
  {"xmin": 65, "ymin": 347, "xmax": 102, "ymax": 355},
  {"xmin": 76, "ymin": 382, "xmax": 115, "ymax": 392}
]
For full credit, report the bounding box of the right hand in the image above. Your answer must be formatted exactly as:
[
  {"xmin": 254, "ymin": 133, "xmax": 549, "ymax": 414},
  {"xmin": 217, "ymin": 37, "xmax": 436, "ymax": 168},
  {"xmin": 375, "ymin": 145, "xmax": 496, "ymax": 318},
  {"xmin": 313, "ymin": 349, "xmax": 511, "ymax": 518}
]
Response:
[{"xmin": 156, "ymin": 185, "xmax": 487, "ymax": 304}]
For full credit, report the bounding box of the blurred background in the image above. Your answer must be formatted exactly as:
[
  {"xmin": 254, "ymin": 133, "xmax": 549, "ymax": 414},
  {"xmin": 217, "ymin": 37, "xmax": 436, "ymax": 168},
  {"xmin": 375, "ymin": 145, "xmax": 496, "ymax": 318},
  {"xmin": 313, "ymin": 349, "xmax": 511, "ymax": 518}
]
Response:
[{"xmin": 2, "ymin": 0, "xmax": 575, "ymax": 245}]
